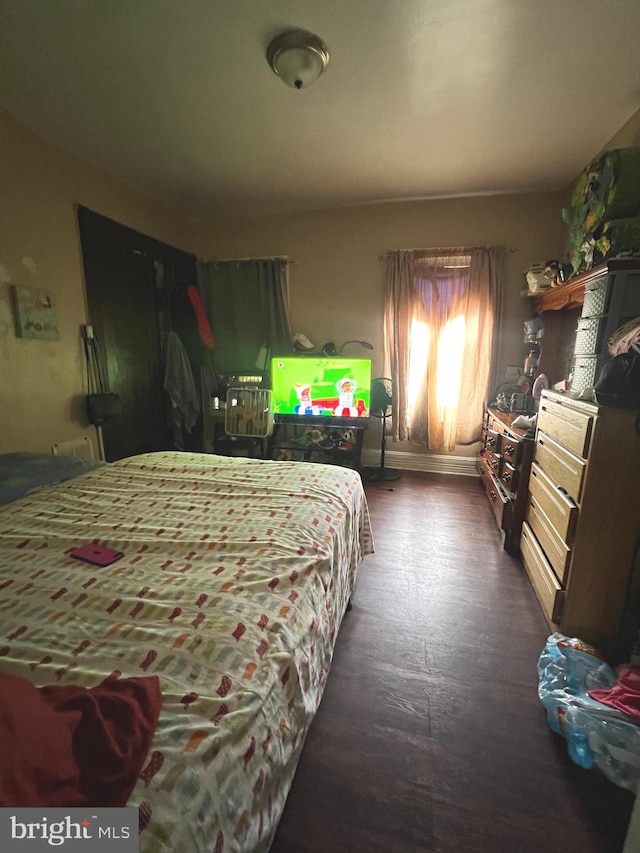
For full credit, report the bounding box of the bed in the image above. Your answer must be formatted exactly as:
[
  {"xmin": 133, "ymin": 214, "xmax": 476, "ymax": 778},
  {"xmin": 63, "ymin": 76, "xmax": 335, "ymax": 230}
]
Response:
[{"xmin": 0, "ymin": 450, "xmax": 373, "ymax": 851}]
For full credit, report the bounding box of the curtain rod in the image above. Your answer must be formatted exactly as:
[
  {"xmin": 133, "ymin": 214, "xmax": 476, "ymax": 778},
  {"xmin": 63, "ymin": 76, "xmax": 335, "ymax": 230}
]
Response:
[
  {"xmin": 209, "ymin": 255, "xmax": 296, "ymax": 264},
  {"xmin": 378, "ymin": 245, "xmax": 514, "ymax": 258}
]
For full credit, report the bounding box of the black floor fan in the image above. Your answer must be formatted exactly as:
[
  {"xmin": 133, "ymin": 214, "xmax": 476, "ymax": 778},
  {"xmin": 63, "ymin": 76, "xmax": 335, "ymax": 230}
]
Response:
[{"xmin": 366, "ymin": 377, "xmax": 401, "ymax": 482}]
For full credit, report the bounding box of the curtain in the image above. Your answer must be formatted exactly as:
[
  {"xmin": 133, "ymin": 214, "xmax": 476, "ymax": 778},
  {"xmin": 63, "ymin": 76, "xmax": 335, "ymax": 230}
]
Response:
[
  {"xmin": 199, "ymin": 258, "xmax": 292, "ymax": 376},
  {"xmin": 384, "ymin": 246, "xmax": 504, "ymax": 451}
]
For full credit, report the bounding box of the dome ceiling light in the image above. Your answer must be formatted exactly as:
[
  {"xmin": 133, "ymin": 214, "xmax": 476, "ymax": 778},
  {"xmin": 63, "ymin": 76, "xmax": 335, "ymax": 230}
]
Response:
[{"xmin": 266, "ymin": 29, "xmax": 330, "ymax": 90}]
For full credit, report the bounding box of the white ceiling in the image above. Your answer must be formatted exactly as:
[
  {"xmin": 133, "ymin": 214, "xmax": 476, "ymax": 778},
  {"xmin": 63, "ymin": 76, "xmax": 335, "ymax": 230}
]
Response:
[{"xmin": 1, "ymin": 0, "xmax": 639, "ymax": 220}]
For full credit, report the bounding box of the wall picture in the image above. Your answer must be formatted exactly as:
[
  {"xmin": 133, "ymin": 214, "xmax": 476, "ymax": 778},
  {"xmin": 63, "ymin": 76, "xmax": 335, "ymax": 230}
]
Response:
[{"xmin": 11, "ymin": 284, "xmax": 60, "ymax": 340}]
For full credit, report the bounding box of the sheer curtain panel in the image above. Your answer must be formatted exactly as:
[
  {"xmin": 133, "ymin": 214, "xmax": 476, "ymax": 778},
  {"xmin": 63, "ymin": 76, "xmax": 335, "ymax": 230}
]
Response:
[{"xmin": 384, "ymin": 246, "xmax": 504, "ymax": 451}]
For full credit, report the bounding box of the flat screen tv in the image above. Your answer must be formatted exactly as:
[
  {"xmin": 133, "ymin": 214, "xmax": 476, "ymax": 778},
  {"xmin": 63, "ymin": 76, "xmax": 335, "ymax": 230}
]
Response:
[{"xmin": 270, "ymin": 356, "xmax": 372, "ymax": 426}]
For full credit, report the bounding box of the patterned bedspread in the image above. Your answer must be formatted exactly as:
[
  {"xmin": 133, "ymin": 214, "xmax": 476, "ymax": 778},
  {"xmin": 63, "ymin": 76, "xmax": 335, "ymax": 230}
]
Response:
[{"xmin": 0, "ymin": 451, "xmax": 373, "ymax": 852}]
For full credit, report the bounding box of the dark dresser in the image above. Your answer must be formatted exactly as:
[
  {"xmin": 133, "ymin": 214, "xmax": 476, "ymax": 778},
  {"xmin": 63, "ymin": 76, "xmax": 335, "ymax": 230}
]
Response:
[{"xmin": 477, "ymin": 407, "xmax": 535, "ymax": 555}]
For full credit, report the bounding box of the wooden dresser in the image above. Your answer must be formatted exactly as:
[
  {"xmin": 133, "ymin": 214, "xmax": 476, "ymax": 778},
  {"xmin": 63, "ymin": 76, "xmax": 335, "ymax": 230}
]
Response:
[
  {"xmin": 477, "ymin": 408, "xmax": 535, "ymax": 555},
  {"xmin": 521, "ymin": 389, "xmax": 640, "ymax": 663}
]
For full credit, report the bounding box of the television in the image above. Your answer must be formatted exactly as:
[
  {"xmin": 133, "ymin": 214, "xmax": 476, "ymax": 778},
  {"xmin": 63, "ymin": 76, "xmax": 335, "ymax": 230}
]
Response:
[{"xmin": 270, "ymin": 356, "xmax": 372, "ymax": 426}]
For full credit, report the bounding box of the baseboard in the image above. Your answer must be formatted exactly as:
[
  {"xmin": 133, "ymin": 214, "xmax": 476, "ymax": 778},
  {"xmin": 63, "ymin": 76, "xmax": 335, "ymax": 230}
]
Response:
[{"xmin": 361, "ymin": 448, "xmax": 477, "ymax": 477}]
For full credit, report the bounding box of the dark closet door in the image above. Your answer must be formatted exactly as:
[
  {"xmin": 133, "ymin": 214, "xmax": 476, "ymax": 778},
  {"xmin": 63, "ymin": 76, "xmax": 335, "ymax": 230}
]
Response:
[{"xmin": 78, "ymin": 207, "xmax": 199, "ymax": 461}]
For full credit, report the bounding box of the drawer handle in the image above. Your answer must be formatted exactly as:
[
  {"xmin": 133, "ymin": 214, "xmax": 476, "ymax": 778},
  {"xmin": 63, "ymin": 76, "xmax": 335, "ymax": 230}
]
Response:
[
  {"xmin": 489, "ymin": 490, "xmax": 497, "ymax": 501},
  {"xmin": 502, "ymin": 472, "xmax": 511, "ymax": 483},
  {"xmin": 556, "ymin": 485, "xmax": 577, "ymax": 507},
  {"xmin": 504, "ymin": 444, "xmax": 515, "ymax": 454},
  {"xmin": 489, "ymin": 458, "xmax": 498, "ymax": 469},
  {"xmin": 487, "ymin": 437, "xmax": 496, "ymax": 447}
]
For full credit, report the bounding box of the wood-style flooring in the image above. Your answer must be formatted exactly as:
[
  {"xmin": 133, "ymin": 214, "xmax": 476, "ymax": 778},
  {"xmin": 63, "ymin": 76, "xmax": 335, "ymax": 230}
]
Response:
[{"xmin": 271, "ymin": 471, "xmax": 635, "ymax": 853}]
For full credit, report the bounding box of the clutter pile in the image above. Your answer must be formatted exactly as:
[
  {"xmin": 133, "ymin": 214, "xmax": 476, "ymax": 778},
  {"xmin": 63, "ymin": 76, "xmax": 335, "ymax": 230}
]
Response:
[
  {"xmin": 562, "ymin": 147, "xmax": 640, "ymax": 274},
  {"xmin": 538, "ymin": 633, "xmax": 640, "ymax": 791}
]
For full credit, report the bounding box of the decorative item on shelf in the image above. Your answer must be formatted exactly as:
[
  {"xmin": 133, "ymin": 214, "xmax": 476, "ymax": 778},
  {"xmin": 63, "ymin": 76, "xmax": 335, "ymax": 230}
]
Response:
[
  {"xmin": 292, "ymin": 332, "xmax": 315, "ymax": 351},
  {"xmin": 523, "ymin": 316, "xmax": 544, "ymax": 343},
  {"xmin": 524, "ymin": 349, "xmax": 539, "ymax": 377},
  {"xmin": 295, "ymin": 427, "xmax": 327, "ymax": 448},
  {"xmin": 543, "ymin": 260, "xmax": 572, "ymax": 287},
  {"xmin": 337, "ymin": 428, "xmax": 356, "ymax": 452},
  {"xmin": 491, "ymin": 375, "xmax": 532, "ymax": 413},
  {"xmin": 532, "ymin": 373, "xmax": 549, "ymax": 402},
  {"xmin": 525, "ymin": 262, "xmax": 551, "ymax": 294},
  {"xmin": 266, "ymin": 29, "xmax": 330, "ymax": 90}
]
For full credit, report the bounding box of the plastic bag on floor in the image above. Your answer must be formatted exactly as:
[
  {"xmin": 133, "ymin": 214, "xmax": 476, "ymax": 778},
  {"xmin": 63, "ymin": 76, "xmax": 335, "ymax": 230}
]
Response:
[{"xmin": 537, "ymin": 633, "xmax": 640, "ymax": 791}]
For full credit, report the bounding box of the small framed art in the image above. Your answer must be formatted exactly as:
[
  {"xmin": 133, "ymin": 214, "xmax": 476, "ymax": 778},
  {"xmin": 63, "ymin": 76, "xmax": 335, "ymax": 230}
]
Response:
[{"xmin": 11, "ymin": 284, "xmax": 60, "ymax": 340}]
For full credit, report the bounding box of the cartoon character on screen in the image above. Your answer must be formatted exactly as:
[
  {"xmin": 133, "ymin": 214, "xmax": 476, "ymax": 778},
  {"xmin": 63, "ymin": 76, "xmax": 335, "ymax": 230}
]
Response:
[
  {"xmin": 294, "ymin": 383, "xmax": 323, "ymax": 416},
  {"xmin": 334, "ymin": 377, "xmax": 359, "ymax": 417}
]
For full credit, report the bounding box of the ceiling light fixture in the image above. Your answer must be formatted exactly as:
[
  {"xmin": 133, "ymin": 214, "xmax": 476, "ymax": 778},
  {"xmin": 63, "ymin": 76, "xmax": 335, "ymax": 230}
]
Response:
[{"xmin": 267, "ymin": 29, "xmax": 330, "ymax": 90}]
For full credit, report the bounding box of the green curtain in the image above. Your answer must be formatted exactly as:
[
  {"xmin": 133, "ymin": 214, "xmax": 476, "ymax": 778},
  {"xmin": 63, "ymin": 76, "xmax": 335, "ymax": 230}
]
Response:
[{"xmin": 199, "ymin": 258, "xmax": 292, "ymax": 377}]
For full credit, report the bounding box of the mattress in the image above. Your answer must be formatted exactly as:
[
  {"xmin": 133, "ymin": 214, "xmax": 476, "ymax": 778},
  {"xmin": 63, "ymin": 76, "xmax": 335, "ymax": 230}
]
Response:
[{"xmin": 0, "ymin": 451, "xmax": 374, "ymax": 852}]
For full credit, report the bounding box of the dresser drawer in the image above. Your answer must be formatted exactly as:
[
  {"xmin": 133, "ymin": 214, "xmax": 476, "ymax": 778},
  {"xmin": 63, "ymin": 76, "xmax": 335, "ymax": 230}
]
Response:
[
  {"xmin": 479, "ymin": 463, "xmax": 510, "ymax": 530},
  {"xmin": 501, "ymin": 436, "xmax": 521, "ymax": 466},
  {"xmin": 521, "ymin": 522, "xmax": 565, "ymax": 625},
  {"xmin": 535, "ymin": 431, "xmax": 587, "ymax": 503},
  {"xmin": 485, "ymin": 450, "xmax": 501, "ymax": 475},
  {"xmin": 528, "ymin": 462, "xmax": 578, "ymax": 544},
  {"xmin": 571, "ymin": 356, "xmax": 599, "ymax": 395},
  {"xmin": 581, "ymin": 274, "xmax": 610, "ymax": 318},
  {"xmin": 499, "ymin": 461, "xmax": 518, "ymax": 493},
  {"xmin": 526, "ymin": 497, "xmax": 572, "ymax": 583},
  {"xmin": 484, "ymin": 428, "xmax": 501, "ymax": 453},
  {"xmin": 574, "ymin": 317, "xmax": 606, "ymax": 356},
  {"xmin": 537, "ymin": 397, "xmax": 594, "ymax": 459}
]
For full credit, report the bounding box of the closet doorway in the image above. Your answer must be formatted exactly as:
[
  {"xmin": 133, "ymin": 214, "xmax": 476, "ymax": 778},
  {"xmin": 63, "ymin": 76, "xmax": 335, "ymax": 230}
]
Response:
[{"xmin": 78, "ymin": 207, "xmax": 200, "ymax": 461}]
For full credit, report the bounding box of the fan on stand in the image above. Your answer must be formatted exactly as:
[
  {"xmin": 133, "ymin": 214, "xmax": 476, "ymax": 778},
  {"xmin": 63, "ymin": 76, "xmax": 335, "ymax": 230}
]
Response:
[{"xmin": 366, "ymin": 377, "xmax": 401, "ymax": 482}]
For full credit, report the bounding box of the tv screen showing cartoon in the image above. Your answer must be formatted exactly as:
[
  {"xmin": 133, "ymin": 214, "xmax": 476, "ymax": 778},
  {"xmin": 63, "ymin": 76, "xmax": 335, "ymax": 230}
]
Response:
[{"xmin": 270, "ymin": 357, "xmax": 372, "ymax": 422}]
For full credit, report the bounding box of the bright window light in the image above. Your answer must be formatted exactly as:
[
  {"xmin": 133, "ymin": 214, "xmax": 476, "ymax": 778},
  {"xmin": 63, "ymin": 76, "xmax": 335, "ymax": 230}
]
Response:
[
  {"xmin": 407, "ymin": 318, "xmax": 430, "ymax": 418},
  {"xmin": 436, "ymin": 315, "xmax": 466, "ymax": 411}
]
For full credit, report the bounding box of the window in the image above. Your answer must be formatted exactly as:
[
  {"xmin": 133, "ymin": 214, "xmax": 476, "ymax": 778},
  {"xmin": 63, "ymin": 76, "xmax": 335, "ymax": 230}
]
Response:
[{"xmin": 384, "ymin": 247, "xmax": 503, "ymax": 451}]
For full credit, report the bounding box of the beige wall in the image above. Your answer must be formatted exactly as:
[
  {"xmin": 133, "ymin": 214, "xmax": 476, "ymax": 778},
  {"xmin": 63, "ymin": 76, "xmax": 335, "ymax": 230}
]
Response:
[
  {"xmin": 4, "ymin": 104, "xmax": 636, "ymax": 458},
  {"xmin": 599, "ymin": 107, "xmax": 640, "ymax": 151},
  {"xmin": 192, "ymin": 192, "xmax": 566, "ymax": 452},
  {"xmin": 0, "ymin": 111, "xmax": 194, "ymax": 454}
]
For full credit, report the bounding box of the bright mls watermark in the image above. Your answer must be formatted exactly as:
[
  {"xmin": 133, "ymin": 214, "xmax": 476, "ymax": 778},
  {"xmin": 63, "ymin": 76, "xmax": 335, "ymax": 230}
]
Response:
[{"xmin": 0, "ymin": 808, "xmax": 138, "ymax": 851}]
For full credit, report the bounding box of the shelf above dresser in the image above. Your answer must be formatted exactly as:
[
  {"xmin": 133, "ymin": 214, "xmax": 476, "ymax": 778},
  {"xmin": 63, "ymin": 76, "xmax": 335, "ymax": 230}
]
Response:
[
  {"xmin": 529, "ymin": 259, "xmax": 640, "ymax": 315},
  {"xmin": 527, "ymin": 259, "xmax": 640, "ymax": 390}
]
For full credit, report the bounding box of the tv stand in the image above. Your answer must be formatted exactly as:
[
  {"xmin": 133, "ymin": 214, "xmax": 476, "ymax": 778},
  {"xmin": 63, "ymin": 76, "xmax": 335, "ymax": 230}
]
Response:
[{"xmin": 267, "ymin": 420, "xmax": 367, "ymax": 470}]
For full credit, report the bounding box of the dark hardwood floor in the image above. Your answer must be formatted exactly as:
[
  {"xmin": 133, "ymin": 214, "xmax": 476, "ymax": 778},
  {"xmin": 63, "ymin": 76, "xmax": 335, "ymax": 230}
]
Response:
[{"xmin": 271, "ymin": 471, "xmax": 635, "ymax": 853}]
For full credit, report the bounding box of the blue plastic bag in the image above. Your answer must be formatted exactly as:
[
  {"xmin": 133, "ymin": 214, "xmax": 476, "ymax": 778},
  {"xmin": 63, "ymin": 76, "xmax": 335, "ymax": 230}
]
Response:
[{"xmin": 537, "ymin": 633, "xmax": 640, "ymax": 790}]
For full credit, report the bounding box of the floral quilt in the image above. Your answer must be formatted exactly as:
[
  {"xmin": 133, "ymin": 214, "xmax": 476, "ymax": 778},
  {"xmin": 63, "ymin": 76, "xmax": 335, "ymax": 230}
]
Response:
[{"xmin": 0, "ymin": 451, "xmax": 373, "ymax": 852}]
